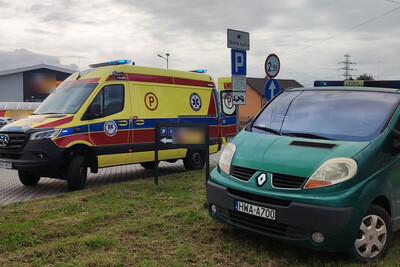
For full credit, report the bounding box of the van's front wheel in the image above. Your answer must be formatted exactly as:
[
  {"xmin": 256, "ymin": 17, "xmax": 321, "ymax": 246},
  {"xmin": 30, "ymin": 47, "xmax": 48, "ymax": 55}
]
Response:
[
  {"xmin": 67, "ymin": 156, "xmax": 87, "ymax": 191},
  {"xmin": 183, "ymin": 150, "xmax": 205, "ymax": 170},
  {"xmin": 347, "ymin": 205, "xmax": 392, "ymax": 262},
  {"xmin": 18, "ymin": 170, "xmax": 40, "ymax": 186}
]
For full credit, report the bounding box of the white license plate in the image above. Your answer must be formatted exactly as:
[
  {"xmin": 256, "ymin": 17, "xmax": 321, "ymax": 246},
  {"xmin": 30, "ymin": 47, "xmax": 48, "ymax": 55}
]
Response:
[
  {"xmin": 235, "ymin": 200, "xmax": 276, "ymax": 220},
  {"xmin": 0, "ymin": 162, "xmax": 12, "ymax": 169}
]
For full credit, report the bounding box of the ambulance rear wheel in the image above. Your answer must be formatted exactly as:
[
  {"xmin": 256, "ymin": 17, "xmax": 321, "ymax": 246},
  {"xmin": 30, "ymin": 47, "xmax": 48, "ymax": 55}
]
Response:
[
  {"xmin": 18, "ymin": 170, "xmax": 40, "ymax": 186},
  {"xmin": 183, "ymin": 150, "xmax": 205, "ymax": 170},
  {"xmin": 140, "ymin": 161, "xmax": 158, "ymax": 169},
  {"xmin": 67, "ymin": 156, "xmax": 87, "ymax": 191}
]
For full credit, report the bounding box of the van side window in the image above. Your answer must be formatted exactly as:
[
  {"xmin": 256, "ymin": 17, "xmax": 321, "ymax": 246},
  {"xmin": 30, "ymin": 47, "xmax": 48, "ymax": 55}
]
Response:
[{"xmin": 92, "ymin": 85, "xmax": 124, "ymax": 117}]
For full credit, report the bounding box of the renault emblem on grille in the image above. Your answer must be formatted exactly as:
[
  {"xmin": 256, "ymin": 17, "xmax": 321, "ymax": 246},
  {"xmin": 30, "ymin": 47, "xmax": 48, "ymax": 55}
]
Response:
[
  {"xmin": 0, "ymin": 134, "xmax": 9, "ymax": 147},
  {"xmin": 257, "ymin": 173, "xmax": 267, "ymax": 187}
]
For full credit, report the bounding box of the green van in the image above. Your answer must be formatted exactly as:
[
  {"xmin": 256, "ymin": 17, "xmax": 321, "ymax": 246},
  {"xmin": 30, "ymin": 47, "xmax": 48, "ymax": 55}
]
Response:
[{"xmin": 207, "ymin": 83, "xmax": 400, "ymax": 261}]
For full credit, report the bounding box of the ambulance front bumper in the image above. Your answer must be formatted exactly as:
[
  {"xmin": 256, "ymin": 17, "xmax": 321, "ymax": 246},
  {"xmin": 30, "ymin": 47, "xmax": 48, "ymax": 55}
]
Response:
[{"xmin": 0, "ymin": 138, "xmax": 66, "ymax": 174}]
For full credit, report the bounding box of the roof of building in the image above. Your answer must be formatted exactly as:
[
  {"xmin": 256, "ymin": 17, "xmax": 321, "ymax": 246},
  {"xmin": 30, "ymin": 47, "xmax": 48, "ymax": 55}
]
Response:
[
  {"xmin": 0, "ymin": 64, "xmax": 76, "ymax": 77},
  {"xmin": 246, "ymin": 77, "xmax": 303, "ymax": 96}
]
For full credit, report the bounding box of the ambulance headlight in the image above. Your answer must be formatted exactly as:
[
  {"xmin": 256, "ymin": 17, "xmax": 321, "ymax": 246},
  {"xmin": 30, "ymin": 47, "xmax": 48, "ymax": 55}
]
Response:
[
  {"xmin": 30, "ymin": 129, "xmax": 61, "ymax": 140},
  {"xmin": 219, "ymin": 143, "xmax": 236, "ymax": 174},
  {"xmin": 304, "ymin": 158, "xmax": 358, "ymax": 189}
]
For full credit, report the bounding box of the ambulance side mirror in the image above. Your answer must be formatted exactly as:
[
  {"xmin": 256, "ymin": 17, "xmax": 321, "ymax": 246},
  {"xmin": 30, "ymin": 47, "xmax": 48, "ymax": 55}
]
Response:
[{"xmin": 88, "ymin": 103, "xmax": 102, "ymax": 119}]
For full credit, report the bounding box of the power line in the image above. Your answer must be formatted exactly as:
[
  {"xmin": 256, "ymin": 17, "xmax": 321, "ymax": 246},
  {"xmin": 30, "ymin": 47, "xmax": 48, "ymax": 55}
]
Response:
[{"xmin": 285, "ymin": 6, "xmax": 400, "ymax": 56}]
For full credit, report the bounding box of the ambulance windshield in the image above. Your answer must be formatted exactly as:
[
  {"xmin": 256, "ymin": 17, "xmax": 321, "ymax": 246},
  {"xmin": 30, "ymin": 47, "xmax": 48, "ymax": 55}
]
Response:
[
  {"xmin": 252, "ymin": 90, "xmax": 400, "ymax": 142},
  {"xmin": 34, "ymin": 82, "xmax": 98, "ymax": 115}
]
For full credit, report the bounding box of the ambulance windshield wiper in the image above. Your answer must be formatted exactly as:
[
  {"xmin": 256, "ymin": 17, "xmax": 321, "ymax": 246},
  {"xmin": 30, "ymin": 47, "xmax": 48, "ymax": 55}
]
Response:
[
  {"xmin": 252, "ymin": 125, "xmax": 281, "ymax": 135},
  {"xmin": 283, "ymin": 132, "xmax": 333, "ymax": 140}
]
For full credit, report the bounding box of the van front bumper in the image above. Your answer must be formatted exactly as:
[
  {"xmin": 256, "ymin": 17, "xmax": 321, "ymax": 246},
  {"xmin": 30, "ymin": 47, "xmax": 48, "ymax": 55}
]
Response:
[
  {"xmin": 0, "ymin": 138, "xmax": 66, "ymax": 175},
  {"xmin": 206, "ymin": 170, "xmax": 364, "ymax": 252}
]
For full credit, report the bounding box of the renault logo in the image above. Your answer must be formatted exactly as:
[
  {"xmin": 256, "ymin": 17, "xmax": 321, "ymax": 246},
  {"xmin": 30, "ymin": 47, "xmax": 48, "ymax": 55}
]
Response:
[
  {"xmin": 0, "ymin": 134, "xmax": 9, "ymax": 147},
  {"xmin": 257, "ymin": 173, "xmax": 267, "ymax": 187}
]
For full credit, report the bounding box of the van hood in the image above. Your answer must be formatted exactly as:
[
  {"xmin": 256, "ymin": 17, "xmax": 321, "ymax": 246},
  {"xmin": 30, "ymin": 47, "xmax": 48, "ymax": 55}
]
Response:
[
  {"xmin": 232, "ymin": 131, "xmax": 369, "ymax": 178},
  {"xmin": 0, "ymin": 115, "xmax": 74, "ymax": 133}
]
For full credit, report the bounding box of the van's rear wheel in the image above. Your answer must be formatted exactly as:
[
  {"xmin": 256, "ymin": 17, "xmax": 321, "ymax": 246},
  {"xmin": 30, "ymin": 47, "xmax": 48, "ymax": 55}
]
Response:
[
  {"xmin": 140, "ymin": 161, "xmax": 158, "ymax": 169},
  {"xmin": 183, "ymin": 150, "xmax": 205, "ymax": 170},
  {"xmin": 67, "ymin": 156, "xmax": 87, "ymax": 191},
  {"xmin": 347, "ymin": 205, "xmax": 392, "ymax": 262},
  {"xmin": 18, "ymin": 170, "xmax": 40, "ymax": 186}
]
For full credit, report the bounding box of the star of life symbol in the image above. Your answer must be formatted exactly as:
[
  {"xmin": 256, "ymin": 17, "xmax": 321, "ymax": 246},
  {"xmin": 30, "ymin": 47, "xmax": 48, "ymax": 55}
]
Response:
[
  {"xmin": 190, "ymin": 93, "xmax": 201, "ymax": 111},
  {"xmin": 257, "ymin": 173, "xmax": 267, "ymax": 187},
  {"xmin": 0, "ymin": 134, "xmax": 9, "ymax": 147},
  {"xmin": 104, "ymin": 121, "xmax": 117, "ymax": 137}
]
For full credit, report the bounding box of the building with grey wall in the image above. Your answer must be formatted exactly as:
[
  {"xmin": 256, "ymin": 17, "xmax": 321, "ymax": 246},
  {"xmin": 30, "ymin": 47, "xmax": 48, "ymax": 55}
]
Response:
[{"xmin": 0, "ymin": 65, "xmax": 75, "ymax": 102}]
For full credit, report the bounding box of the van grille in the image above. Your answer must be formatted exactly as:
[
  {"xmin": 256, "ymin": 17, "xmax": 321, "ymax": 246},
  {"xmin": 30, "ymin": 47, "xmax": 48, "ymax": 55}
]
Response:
[
  {"xmin": 272, "ymin": 173, "xmax": 307, "ymax": 189},
  {"xmin": 227, "ymin": 187, "xmax": 291, "ymax": 207},
  {"xmin": 0, "ymin": 132, "xmax": 28, "ymax": 152},
  {"xmin": 228, "ymin": 210, "xmax": 308, "ymax": 239},
  {"xmin": 230, "ymin": 165, "xmax": 257, "ymax": 182}
]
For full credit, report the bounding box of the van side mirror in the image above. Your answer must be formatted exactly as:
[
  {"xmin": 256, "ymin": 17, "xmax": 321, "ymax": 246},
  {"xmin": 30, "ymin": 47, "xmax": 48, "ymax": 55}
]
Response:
[
  {"xmin": 392, "ymin": 129, "xmax": 400, "ymax": 155},
  {"xmin": 88, "ymin": 103, "xmax": 102, "ymax": 119}
]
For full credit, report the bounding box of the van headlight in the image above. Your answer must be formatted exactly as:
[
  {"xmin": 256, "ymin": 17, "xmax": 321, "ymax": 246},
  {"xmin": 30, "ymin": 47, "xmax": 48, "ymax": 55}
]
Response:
[
  {"xmin": 219, "ymin": 143, "xmax": 236, "ymax": 174},
  {"xmin": 30, "ymin": 129, "xmax": 60, "ymax": 140},
  {"xmin": 304, "ymin": 158, "xmax": 358, "ymax": 189}
]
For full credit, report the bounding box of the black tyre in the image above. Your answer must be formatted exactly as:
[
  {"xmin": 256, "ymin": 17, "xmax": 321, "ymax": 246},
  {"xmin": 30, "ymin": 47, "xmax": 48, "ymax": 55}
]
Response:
[
  {"xmin": 140, "ymin": 161, "xmax": 158, "ymax": 169},
  {"xmin": 347, "ymin": 205, "xmax": 393, "ymax": 262},
  {"xmin": 183, "ymin": 150, "xmax": 205, "ymax": 170},
  {"xmin": 18, "ymin": 170, "xmax": 40, "ymax": 186},
  {"xmin": 67, "ymin": 156, "xmax": 87, "ymax": 191}
]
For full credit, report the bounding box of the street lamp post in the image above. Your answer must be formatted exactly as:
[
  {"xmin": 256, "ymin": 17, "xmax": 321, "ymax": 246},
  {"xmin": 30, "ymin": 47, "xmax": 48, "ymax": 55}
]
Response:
[{"xmin": 157, "ymin": 53, "xmax": 170, "ymax": 69}]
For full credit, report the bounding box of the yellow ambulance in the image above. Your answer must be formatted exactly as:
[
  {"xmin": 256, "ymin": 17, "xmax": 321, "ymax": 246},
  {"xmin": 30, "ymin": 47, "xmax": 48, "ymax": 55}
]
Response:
[{"xmin": 0, "ymin": 60, "xmax": 235, "ymax": 190}]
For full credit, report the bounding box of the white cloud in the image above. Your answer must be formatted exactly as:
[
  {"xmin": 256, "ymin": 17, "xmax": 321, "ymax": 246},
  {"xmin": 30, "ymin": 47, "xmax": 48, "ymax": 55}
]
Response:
[{"xmin": 0, "ymin": 0, "xmax": 399, "ymax": 86}]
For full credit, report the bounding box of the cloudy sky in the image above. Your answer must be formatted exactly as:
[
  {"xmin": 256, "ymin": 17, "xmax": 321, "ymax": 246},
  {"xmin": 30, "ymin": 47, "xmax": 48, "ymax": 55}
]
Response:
[{"xmin": 0, "ymin": 0, "xmax": 399, "ymax": 86}]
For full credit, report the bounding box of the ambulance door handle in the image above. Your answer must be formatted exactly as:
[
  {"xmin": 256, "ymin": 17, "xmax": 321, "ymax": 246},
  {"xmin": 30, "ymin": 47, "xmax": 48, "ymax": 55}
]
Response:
[
  {"xmin": 135, "ymin": 120, "xmax": 144, "ymax": 125},
  {"xmin": 118, "ymin": 120, "xmax": 128, "ymax": 126}
]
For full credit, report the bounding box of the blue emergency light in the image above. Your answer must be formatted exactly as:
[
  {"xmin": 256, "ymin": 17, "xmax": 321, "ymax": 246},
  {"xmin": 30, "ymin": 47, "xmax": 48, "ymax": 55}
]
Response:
[
  {"xmin": 190, "ymin": 69, "xmax": 207, "ymax": 73},
  {"xmin": 89, "ymin": 59, "xmax": 132, "ymax": 68},
  {"xmin": 314, "ymin": 80, "xmax": 400, "ymax": 89}
]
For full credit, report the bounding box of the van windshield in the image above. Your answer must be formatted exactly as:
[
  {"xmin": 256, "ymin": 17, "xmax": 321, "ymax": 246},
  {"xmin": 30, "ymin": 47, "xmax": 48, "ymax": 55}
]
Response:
[
  {"xmin": 34, "ymin": 82, "xmax": 98, "ymax": 115},
  {"xmin": 252, "ymin": 90, "xmax": 400, "ymax": 142}
]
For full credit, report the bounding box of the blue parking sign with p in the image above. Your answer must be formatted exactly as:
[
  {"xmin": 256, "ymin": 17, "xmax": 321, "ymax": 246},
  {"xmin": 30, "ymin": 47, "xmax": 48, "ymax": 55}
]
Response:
[
  {"xmin": 161, "ymin": 127, "xmax": 167, "ymax": 136},
  {"xmin": 231, "ymin": 49, "xmax": 246, "ymax": 75}
]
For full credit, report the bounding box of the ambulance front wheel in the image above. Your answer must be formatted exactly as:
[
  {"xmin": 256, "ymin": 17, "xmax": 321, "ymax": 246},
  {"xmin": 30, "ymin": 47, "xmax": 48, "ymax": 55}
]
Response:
[
  {"xmin": 183, "ymin": 150, "xmax": 205, "ymax": 170},
  {"xmin": 67, "ymin": 156, "xmax": 87, "ymax": 191},
  {"xmin": 18, "ymin": 170, "xmax": 40, "ymax": 186}
]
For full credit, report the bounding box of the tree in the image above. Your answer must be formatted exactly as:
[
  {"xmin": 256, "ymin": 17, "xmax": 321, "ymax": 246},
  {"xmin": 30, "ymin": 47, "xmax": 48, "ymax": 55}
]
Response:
[{"xmin": 357, "ymin": 73, "xmax": 374, "ymax": 80}]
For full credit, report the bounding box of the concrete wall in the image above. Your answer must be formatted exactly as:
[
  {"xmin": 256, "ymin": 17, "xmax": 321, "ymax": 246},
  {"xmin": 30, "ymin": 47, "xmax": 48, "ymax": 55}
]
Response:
[{"xmin": 0, "ymin": 73, "xmax": 23, "ymax": 102}]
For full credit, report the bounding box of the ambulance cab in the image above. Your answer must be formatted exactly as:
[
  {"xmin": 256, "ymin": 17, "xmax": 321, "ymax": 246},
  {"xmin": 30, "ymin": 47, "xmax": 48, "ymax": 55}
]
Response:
[{"xmin": 0, "ymin": 60, "xmax": 235, "ymax": 190}]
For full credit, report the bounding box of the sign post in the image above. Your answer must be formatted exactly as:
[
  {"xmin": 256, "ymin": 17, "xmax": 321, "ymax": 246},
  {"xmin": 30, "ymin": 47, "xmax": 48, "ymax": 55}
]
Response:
[
  {"xmin": 154, "ymin": 123, "xmax": 209, "ymax": 185},
  {"xmin": 264, "ymin": 54, "xmax": 281, "ymax": 101},
  {"xmin": 228, "ymin": 29, "xmax": 250, "ymax": 133}
]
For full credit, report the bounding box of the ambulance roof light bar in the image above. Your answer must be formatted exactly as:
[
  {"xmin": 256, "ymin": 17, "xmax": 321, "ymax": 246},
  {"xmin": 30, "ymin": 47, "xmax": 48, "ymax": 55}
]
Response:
[
  {"xmin": 89, "ymin": 59, "xmax": 132, "ymax": 68},
  {"xmin": 190, "ymin": 69, "xmax": 207, "ymax": 73},
  {"xmin": 314, "ymin": 80, "xmax": 400, "ymax": 89}
]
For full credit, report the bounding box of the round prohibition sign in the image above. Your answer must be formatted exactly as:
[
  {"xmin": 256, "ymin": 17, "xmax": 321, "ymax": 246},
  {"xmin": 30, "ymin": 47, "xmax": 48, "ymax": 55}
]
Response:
[
  {"xmin": 145, "ymin": 92, "xmax": 158, "ymax": 111},
  {"xmin": 223, "ymin": 93, "xmax": 233, "ymax": 110},
  {"xmin": 265, "ymin": 54, "xmax": 280, "ymax": 79}
]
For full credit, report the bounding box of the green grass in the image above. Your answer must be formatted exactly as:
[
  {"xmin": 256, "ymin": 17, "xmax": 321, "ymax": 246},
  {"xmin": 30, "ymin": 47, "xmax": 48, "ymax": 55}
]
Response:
[{"xmin": 0, "ymin": 170, "xmax": 399, "ymax": 266}]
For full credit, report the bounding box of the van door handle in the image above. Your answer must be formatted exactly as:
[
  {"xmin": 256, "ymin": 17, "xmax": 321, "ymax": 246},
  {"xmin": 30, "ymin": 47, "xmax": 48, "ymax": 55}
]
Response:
[
  {"xmin": 135, "ymin": 120, "xmax": 144, "ymax": 125},
  {"xmin": 118, "ymin": 120, "xmax": 128, "ymax": 126}
]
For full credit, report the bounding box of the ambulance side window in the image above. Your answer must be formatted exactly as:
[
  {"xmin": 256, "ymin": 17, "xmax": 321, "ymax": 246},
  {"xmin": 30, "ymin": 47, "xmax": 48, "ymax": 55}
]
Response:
[{"xmin": 92, "ymin": 85, "xmax": 124, "ymax": 117}]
